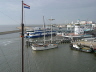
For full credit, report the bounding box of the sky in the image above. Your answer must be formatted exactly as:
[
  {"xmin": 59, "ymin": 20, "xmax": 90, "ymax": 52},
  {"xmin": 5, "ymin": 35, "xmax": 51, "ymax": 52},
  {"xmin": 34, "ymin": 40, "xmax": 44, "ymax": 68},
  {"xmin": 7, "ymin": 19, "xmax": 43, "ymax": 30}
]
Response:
[{"xmin": 0, "ymin": 0, "xmax": 96, "ymax": 25}]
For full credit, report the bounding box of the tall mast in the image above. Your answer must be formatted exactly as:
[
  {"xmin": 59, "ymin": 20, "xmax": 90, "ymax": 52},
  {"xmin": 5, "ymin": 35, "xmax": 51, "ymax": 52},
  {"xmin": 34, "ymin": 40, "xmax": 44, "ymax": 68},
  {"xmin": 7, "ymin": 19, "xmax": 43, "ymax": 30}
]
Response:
[
  {"xmin": 21, "ymin": 0, "xmax": 24, "ymax": 72},
  {"xmin": 43, "ymin": 16, "xmax": 45, "ymax": 44},
  {"xmin": 49, "ymin": 17, "xmax": 55, "ymax": 43}
]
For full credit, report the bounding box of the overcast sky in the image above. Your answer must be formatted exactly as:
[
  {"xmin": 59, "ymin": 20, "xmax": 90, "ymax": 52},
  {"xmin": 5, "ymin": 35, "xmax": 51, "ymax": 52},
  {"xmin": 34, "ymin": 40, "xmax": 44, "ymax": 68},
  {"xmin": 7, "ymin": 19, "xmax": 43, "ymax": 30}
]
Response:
[{"xmin": 0, "ymin": 0, "xmax": 96, "ymax": 25}]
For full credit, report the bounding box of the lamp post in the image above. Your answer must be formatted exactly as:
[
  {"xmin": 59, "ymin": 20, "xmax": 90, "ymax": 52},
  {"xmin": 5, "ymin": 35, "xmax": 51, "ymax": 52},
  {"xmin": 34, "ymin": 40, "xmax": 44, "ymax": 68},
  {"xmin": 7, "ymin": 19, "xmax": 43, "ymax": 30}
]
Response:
[{"xmin": 49, "ymin": 17, "xmax": 55, "ymax": 43}]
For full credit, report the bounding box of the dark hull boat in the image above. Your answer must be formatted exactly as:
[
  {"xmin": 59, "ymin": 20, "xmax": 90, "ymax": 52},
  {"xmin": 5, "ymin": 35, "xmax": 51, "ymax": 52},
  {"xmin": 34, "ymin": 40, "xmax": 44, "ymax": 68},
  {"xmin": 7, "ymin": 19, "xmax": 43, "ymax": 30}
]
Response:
[
  {"xmin": 93, "ymin": 48, "xmax": 96, "ymax": 53},
  {"xmin": 70, "ymin": 43, "xmax": 93, "ymax": 53}
]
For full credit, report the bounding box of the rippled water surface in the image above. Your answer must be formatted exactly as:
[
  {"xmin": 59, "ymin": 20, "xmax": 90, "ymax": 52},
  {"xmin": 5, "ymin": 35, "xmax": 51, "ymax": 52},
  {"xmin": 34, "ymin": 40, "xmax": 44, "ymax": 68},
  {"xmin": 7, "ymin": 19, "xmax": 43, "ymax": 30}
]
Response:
[
  {"xmin": 0, "ymin": 26, "xmax": 96, "ymax": 72},
  {"xmin": 0, "ymin": 30, "xmax": 96, "ymax": 72}
]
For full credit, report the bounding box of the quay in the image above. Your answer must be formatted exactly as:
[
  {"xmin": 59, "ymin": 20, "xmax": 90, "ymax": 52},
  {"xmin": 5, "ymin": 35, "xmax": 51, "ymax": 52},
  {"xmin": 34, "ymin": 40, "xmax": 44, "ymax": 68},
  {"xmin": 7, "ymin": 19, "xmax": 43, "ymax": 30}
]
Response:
[{"xmin": 25, "ymin": 36, "xmax": 71, "ymax": 46}]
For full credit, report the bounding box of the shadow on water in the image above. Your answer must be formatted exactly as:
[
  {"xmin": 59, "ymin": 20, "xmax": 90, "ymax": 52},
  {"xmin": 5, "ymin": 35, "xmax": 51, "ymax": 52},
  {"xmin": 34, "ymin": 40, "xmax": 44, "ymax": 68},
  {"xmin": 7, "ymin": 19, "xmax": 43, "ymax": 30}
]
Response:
[
  {"xmin": 94, "ymin": 53, "xmax": 96, "ymax": 56},
  {"xmin": 93, "ymin": 53, "xmax": 96, "ymax": 59}
]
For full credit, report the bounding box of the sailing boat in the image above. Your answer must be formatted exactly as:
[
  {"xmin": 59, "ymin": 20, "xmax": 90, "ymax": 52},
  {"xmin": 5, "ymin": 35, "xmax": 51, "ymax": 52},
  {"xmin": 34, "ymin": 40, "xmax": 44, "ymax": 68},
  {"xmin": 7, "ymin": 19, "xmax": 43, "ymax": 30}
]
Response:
[{"xmin": 31, "ymin": 16, "xmax": 58, "ymax": 50}]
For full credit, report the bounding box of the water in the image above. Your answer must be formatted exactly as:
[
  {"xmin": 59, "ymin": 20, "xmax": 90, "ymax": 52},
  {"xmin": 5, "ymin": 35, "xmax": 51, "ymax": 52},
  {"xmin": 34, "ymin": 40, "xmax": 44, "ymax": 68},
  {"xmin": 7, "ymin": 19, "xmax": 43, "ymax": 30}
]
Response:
[{"xmin": 0, "ymin": 26, "xmax": 96, "ymax": 72}]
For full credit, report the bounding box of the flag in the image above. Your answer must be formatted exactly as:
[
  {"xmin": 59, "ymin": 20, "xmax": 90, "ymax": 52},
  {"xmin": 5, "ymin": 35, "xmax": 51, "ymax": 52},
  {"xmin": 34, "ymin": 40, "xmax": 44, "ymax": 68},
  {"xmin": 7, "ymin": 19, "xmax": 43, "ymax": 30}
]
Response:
[{"xmin": 23, "ymin": 3, "xmax": 30, "ymax": 9}]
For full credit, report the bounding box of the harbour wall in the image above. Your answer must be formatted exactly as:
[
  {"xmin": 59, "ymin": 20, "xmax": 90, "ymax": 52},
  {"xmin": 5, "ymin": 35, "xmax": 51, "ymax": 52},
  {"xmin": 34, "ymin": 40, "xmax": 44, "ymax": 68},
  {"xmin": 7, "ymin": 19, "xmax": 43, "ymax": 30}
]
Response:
[{"xmin": 0, "ymin": 30, "xmax": 21, "ymax": 35}]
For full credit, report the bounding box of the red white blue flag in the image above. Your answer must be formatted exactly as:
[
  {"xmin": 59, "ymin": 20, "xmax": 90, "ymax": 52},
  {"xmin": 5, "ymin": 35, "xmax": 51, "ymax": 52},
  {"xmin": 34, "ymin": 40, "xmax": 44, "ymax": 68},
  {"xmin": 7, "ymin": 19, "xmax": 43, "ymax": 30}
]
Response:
[{"xmin": 23, "ymin": 3, "xmax": 30, "ymax": 9}]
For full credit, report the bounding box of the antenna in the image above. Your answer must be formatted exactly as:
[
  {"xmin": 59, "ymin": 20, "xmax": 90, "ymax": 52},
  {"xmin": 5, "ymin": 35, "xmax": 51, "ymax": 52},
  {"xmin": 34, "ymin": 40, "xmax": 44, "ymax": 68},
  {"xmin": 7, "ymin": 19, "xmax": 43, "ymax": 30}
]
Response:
[
  {"xmin": 43, "ymin": 16, "xmax": 46, "ymax": 44},
  {"xmin": 49, "ymin": 17, "xmax": 55, "ymax": 43}
]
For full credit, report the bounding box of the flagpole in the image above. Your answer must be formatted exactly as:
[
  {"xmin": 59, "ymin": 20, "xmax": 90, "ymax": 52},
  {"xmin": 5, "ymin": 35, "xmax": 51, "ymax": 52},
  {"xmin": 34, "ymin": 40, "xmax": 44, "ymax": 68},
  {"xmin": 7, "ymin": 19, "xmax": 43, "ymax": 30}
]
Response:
[{"xmin": 21, "ymin": 0, "xmax": 24, "ymax": 72}]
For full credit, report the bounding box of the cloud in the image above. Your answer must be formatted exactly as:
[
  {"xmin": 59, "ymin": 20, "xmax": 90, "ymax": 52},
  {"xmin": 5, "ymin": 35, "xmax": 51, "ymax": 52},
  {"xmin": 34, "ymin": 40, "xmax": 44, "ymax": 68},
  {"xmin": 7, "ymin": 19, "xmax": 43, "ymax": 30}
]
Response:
[
  {"xmin": 27, "ymin": 0, "xmax": 96, "ymax": 10},
  {"xmin": 27, "ymin": 0, "xmax": 57, "ymax": 8},
  {"xmin": 6, "ymin": 3, "xmax": 21, "ymax": 11},
  {"xmin": 0, "ymin": 0, "xmax": 96, "ymax": 25},
  {"xmin": 0, "ymin": 1, "xmax": 21, "ymax": 11},
  {"xmin": 0, "ymin": 0, "xmax": 96, "ymax": 10}
]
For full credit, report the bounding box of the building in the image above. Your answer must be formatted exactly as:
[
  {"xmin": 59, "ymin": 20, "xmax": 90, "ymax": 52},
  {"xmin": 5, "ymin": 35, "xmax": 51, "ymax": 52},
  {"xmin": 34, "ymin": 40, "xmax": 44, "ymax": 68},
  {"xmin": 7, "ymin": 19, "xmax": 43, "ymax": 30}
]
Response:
[
  {"xmin": 80, "ymin": 21, "xmax": 87, "ymax": 24},
  {"xmin": 79, "ymin": 21, "xmax": 95, "ymax": 24},
  {"xmin": 74, "ymin": 24, "xmax": 84, "ymax": 35}
]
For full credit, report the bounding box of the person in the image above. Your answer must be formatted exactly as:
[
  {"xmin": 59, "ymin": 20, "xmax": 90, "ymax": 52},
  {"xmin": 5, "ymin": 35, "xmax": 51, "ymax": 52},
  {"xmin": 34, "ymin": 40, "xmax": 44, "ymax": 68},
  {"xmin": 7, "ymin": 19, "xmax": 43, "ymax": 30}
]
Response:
[{"xmin": 27, "ymin": 33, "xmax": 29, "ymax": 36}]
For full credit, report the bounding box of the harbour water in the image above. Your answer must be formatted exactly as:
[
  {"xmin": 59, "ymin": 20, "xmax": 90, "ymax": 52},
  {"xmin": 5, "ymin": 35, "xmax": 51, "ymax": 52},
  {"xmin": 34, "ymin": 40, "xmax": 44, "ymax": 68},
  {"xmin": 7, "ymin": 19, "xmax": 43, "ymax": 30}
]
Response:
[{"xmin": 0, "ymin": 25, "xmax": 96, "ymax": 72}]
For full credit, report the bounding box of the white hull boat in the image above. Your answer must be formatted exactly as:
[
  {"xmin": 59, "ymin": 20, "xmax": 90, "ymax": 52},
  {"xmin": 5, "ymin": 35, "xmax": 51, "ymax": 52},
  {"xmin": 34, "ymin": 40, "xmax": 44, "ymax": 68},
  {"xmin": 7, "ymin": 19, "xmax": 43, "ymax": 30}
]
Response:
[
  {"xmin": 31, "ymin": 16, "xmax": 58, "ymax": 51},
  {"xmin": 32, "ymin": 43, "xmax": 58, "ymax": 50}
]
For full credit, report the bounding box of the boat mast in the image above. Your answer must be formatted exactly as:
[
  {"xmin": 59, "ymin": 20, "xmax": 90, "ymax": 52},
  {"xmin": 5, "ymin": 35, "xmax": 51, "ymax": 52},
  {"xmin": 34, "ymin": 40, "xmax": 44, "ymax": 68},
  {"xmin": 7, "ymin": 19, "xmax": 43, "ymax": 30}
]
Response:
[
  {"xmin": 21, "ymin": 0, "xmax": 24, "ymax": 72},
  {"xmin": 49, "ymin": 17, "xmax": 55, "ymax": 43},
  {"xmin": 43, "ymin": 16, "xmax": 45, "ymax": 44}
]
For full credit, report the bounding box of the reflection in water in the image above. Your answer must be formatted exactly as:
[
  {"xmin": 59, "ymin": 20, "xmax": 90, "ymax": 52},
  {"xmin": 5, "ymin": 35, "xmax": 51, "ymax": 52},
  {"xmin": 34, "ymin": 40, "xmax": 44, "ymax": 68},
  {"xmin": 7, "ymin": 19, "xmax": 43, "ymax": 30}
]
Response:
[
  {"xmin": 72, "ymin": 50, "xmax": 79, "ymax": 56},
  {"xmin": 70, "ymin": 50, "xmax": 80, "ymax": 63},
  {"xmin": 94, "ymin": 53, "xmax": 96, "ymax": 57},
  {"xmin": 0, "ymin": 38, "xmax": 20, "ymax": 46},
  {"xmin": 93, "ymin": 54, "xmax": 96, "ymax": 60}
]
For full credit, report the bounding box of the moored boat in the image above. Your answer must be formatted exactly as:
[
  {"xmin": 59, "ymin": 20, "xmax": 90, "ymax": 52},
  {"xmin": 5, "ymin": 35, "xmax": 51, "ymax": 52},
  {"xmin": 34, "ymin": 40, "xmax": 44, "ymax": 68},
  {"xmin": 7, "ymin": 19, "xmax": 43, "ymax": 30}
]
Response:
[
  {"xmin": 93, "ymin": 48, "xmax": 96, "ymax": 53},
  {"xmin": 25, "ymin": 29, "xmax": 56, "ymax": 38},
  {"xmin": 69, "ymin": 43, "xmax": 93, "ymax": 53},
  {"xmin": 31, "ymin": 16, "xmax": 58, "ymax": 50},
  {"xmin": 81, "ymin": 46, "xmax": 93, "ymax": 53},
  {"xmin": 32, "ymin": 43, "xmax": 58, "ymax": 50},
  {"xmin": 71, "ymin": 44, "xmax": 81, "ymax": 50}
]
